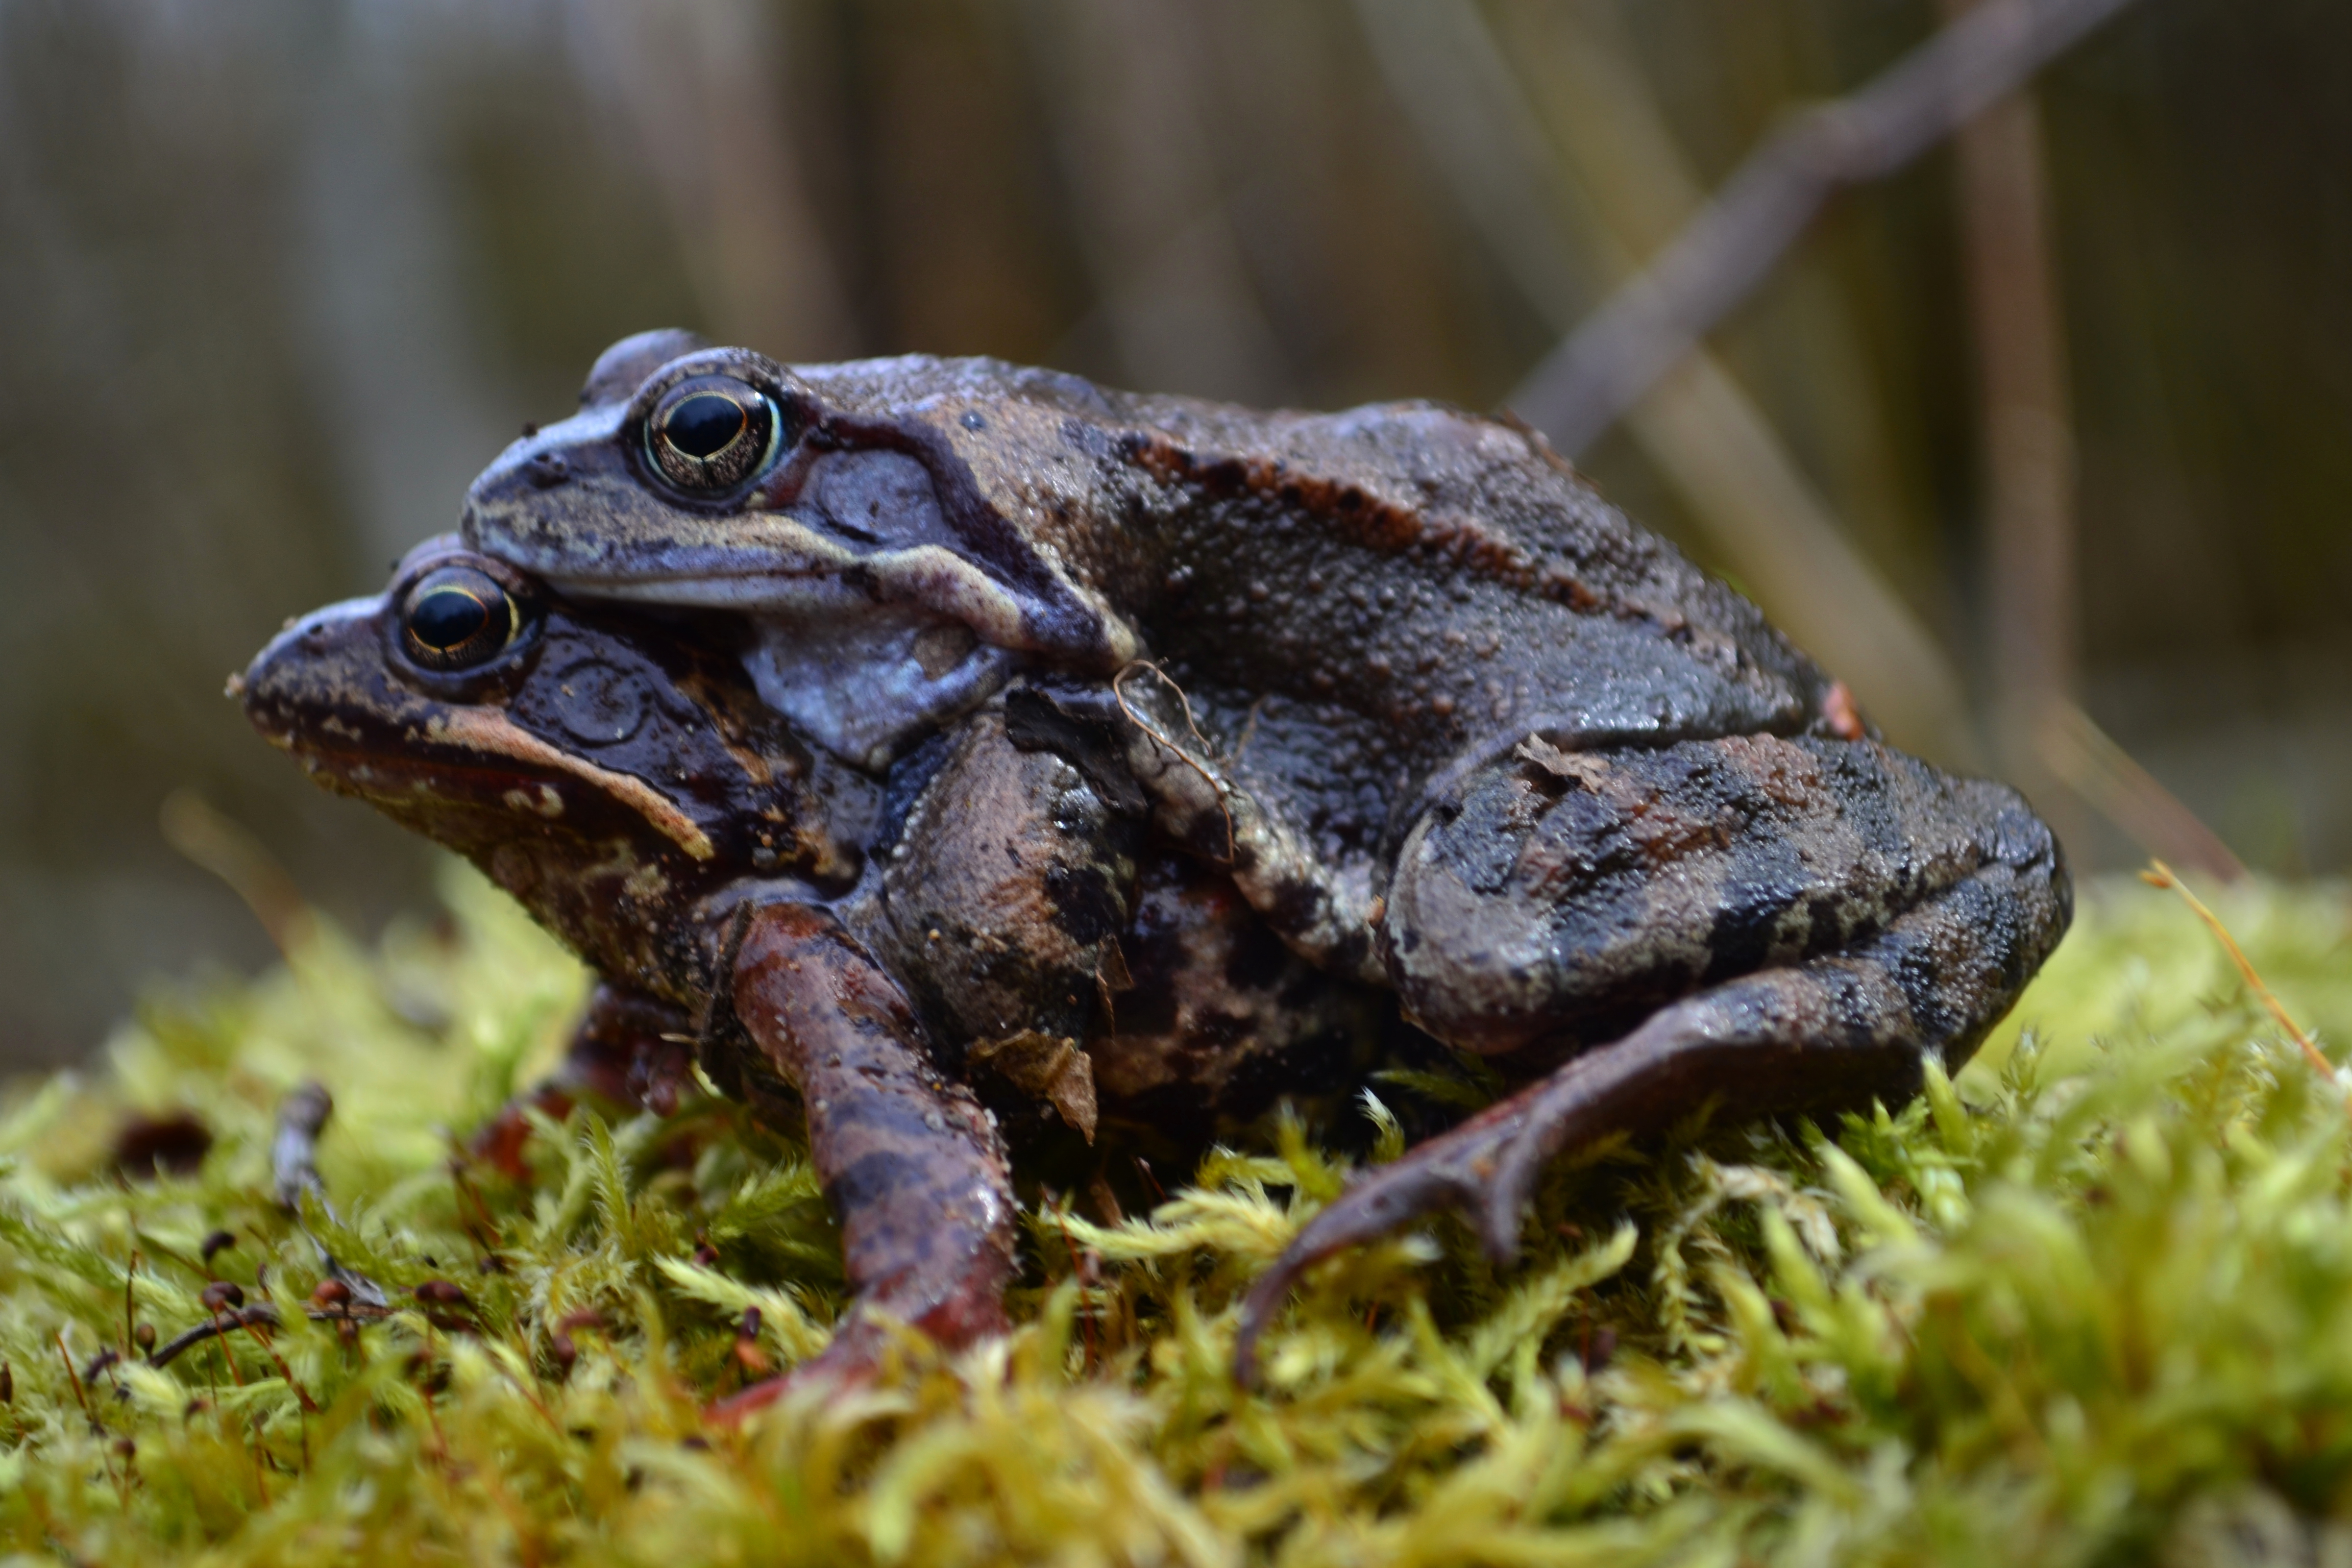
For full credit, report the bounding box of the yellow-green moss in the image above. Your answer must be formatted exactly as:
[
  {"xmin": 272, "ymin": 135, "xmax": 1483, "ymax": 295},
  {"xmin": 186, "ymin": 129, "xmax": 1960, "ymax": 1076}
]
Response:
[{"xmin": 0, "ymin": 867, "xmax": 2347, "ymax": 1565}]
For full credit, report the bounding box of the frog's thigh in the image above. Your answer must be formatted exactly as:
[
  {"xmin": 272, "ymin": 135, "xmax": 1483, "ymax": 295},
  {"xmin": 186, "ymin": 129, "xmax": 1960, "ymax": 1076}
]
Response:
[
  {"xmin": 1237, "ymin": 843, "xmax": 2070, "ymax": 1384},
  {"xmin": 730, "ymin": 904, "xmax": 1018, "ymax": 1384},
  {"xmin": 1382, "ymin": 733, "xmax": 2054, "ymax": 1053},
  {"xmin": 885, "ymin": 707, "xmax": 1139, "ymax": 1052}
]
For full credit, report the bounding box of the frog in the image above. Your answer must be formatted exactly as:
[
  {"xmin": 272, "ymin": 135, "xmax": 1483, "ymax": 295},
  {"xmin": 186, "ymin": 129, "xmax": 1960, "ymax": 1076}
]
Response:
[
  {"xmin": 457, "ymin": 332, "xmax": 2071, "ymax": 1379},
  {"xmin": 238, "ymin": 536, "xmax": 1398, "ymax": 1400}
]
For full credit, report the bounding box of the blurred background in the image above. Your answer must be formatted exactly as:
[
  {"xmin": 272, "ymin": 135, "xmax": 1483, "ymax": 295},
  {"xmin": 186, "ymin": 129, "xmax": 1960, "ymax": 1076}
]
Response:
[{"xmin": 0, "ymin": 0, "xmax": 2345, "ymax": 1068}]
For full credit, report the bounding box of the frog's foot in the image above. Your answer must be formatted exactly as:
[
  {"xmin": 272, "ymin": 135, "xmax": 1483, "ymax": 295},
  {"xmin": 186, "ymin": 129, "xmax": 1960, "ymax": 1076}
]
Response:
[
  {"xmin": 1233, "ymin": 848, "xmax": 2068, "ymax": 1386},
  {"xmin": 703, "ymin": 1269, "xmax": 1012, "ymax": 1425},
  {"xmin": 729, "ymin": 904, "xmax": 1019, "ymax": 1384},
  {"xmin": 470, "ymin": 986, "xmax": 699, "ymax": 1178}
]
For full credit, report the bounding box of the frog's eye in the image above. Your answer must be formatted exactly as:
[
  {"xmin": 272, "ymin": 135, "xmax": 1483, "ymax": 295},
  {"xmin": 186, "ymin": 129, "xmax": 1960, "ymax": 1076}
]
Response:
[
  {"xmin": 400, "ymin": 566, "xmax": 527, "ymax": 672},
  {"xmin": 647, "ymin": 375, "xmax": 779, "ymax": 493}
]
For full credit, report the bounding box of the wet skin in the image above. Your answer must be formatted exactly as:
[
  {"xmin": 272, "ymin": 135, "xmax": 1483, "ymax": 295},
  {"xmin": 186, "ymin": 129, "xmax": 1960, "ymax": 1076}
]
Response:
[
  {"xmin": 254, "ymin": 329, "xmax": 2072, "ymax": 1388},
  {"xmin": 450, "ymin": 334, "xmax": 2072, "ymax": 1377}
]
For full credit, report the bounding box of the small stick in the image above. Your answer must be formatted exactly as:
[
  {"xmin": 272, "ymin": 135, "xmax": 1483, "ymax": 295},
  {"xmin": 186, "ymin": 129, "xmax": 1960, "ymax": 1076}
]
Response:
[
  {"xmin": 123, "ymin": 1251, "xmax": 140, "ymax": 1358},
  {"xmin": 2143, "ymin": 860, "xmax": 2339, "ymax": 1098},
  {"xmin": 271, "ymin": 1082, "xmax": 334, "ymax": 1211},
  {"xmin": 231, "ymin": 1313, "xmax": 319, "ymax": 1417},
  {"xmin": 269, "ymin": 1082, "xmax": 391, "ymax": 1312},
  {"xmin": 1512, "ymin": 0, "xmax": 2144, "ymax": 453},
  {"xmin": 54, "ymin": 1333, "xmax": 93, "ymax": 1429}
]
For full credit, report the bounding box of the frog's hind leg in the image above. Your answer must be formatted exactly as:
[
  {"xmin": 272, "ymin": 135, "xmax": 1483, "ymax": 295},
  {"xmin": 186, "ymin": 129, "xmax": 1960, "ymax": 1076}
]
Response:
[
  {"xmin": 713, "ymin": 903, "xmax": 1017, "ymax": 1415},
  {"xmin": 1233, "ymin": 806, "xmax": 2068, "ymax": 1385}
]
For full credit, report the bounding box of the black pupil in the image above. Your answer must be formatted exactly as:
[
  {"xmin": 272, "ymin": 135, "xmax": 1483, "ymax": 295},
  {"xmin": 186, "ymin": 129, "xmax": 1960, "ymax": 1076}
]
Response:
[
  {"xmin": 411, "ymin": 586, "xmax": 492, "ymax": 650},
  {"xmin": 665, "ymin": 393, "xmax": 747, "ymax": 459}
]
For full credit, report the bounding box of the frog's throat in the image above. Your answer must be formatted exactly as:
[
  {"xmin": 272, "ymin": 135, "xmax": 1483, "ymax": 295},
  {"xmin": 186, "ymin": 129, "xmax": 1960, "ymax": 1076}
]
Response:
[{"xmin": 423, "ymin": 708, "xmax": 716, "ymax": 862}]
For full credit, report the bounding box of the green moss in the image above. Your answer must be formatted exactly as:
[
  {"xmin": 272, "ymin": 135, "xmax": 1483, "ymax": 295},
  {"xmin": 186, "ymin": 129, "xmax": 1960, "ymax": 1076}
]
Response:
[{"xmin": 0, "ymin": 867, "xmax": 2346, "ymax": 1565}]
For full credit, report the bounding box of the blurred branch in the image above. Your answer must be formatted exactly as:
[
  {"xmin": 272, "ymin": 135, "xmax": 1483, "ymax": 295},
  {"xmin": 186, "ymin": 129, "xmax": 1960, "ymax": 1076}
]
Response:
[
  {"xmin": 1360, "ymin": 0, "xmax": 1980, "ymax": 764},
  {"xmin": 1944, "ymin": 0, "xmax": 2086, "ymax": 849},
  {"xmin": 566, "ymin": 0, "xmax": 852, "ymax": 359},
  {"xmin": 1621, "ymin": 353, "xmax": 1983, "ymax": 766},
  {"xmin": 160, "ymin": 790, "xmax": 315, "ymax": 958},
  {"xmin": 1941, "ymin": 0, "xmax": 2239, "ymax": 876},
  {"xmin": 1020, "ymin": 0, "xmax": 1288, "ymax": 402},
  {"xmin": 1510, "ymin": 0, "xmax": 2143, "ymax": 456},
  {"xmin": 2041, "ymin": 702, "xmax": 2247, "ymax": 880}
]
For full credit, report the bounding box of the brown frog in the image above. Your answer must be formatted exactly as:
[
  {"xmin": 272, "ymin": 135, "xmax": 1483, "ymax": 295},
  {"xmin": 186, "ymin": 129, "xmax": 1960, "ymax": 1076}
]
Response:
[
  {"xmin": 456, "ymin": 334, "xmax": 2071, "ymax": 1377},
  {"xmin": 239, "ymin": 537, "xmax": 1391, "ymax": 1398}
]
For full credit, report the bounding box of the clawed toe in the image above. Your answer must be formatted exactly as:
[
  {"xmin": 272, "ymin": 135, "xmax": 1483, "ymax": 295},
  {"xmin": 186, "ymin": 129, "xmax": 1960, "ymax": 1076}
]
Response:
[
  {"xmin": 1233, "ymin": 1124, "xmax": 1528, "ymax": 1387},
  {"xmin": 1230, "ymin": 1058, "xmax": 1648, "ymax": 1386}
]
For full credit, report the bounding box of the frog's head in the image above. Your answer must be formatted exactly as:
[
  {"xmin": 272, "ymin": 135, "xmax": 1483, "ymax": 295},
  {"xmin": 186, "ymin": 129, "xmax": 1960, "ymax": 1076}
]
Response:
[
  {"xmin": 238, "ymin": 536, "xmax": 866, "ymax": 1001},
  {"xmin": 459, "ymin": 330, "xmax": 1133, "ymax": 675}
]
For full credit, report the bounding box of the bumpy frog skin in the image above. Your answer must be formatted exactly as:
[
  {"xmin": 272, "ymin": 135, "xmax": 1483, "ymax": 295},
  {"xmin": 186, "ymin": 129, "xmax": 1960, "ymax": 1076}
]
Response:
[{"xmin": 258, "ymin": 335, "xmax": 2071, "ymax": 1391}]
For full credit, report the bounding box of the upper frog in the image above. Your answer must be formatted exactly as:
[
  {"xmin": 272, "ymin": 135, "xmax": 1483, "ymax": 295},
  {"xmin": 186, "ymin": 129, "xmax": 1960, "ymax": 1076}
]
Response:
[
  {"xmin": 464, "ymin": 332, "xmax": 1872, "ymax": 1002},
  {"xmin": 462, "ymin": 331, "xmax": 1840, "ymax": 781}
]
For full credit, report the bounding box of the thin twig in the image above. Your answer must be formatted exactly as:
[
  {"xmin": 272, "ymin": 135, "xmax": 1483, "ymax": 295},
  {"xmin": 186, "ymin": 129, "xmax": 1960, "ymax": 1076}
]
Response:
[
  {"xmin": 123, "ymin": 1251, "xmax": 139, "ymax": 1359},
  {"xmin": 2142, "ymin": 860, "xmax": 2338, "ymax": 1101},
  {"xmin": 1362, "ymin": 0, "xmax": 1982, "ymax": 761},
  {"xmin": 55, "ymin": 1334, "xmax": 92, "ymax": 1429},
  {"xmin": 1944, "ymin": 0, "xmax": 2085, "ymax": 854},
  {"xmin": 270, "ymin": 1081, "xmax": 393, "ymax": 1311},
  {"xmin": 1510, "ymin": 0, "xmax": 2142, "ymax": 455},
  {"xmin": 2043, "ymin": 703, "xmax": 2245, "ymax": 882},
  {"xmin": 146, "ymin": 1301, "xmax": 399, "ymax": 1370},
  {"xmin": 1111, "ymin": 661, "xmax": 1236, "ymax": 863}
]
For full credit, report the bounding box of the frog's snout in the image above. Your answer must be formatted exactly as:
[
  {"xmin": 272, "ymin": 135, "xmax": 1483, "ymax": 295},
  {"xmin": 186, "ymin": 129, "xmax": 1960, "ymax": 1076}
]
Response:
[{"xmin": 236, "ymin": 596, "xmax": 385, "ymax": 744}]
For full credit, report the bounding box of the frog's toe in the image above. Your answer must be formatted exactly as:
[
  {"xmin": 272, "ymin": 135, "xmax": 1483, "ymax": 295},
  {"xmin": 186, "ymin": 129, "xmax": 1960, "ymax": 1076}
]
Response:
[
  {"xmin": 703, "ymin": 1333, "xmax": 874, "ymax": 1425},
  {"xmin": 1235, "ymin": 1096, "xmax": 1535, "ymax": 1386}
]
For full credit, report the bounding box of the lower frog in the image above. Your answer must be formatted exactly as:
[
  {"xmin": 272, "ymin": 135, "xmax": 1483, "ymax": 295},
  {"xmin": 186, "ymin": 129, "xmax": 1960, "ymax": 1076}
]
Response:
[{"xmin": 239, "ymin": 538, "xmax": 1395, "ymax": 1399}]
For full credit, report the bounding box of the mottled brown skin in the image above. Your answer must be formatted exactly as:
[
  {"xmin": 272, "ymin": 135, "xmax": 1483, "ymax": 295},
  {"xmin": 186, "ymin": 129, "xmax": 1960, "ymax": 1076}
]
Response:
[
  {"xmin": 240, "ymin": 538, "xmax": 1393, "ymax": 1400},
  {"xmin": 454, "ymin": 334, "xmax": 2072, "ymax": 1383}
]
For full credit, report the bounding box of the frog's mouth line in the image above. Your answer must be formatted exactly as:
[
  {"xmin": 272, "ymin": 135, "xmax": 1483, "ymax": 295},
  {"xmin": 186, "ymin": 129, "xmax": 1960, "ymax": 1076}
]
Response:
[
  {"xmin": 423, "ymin": 709, "xmax": 716, "ymax": 862},
  {"xmin": 264, "ymin": 709, "xmax": 715, "ymax": 863}
]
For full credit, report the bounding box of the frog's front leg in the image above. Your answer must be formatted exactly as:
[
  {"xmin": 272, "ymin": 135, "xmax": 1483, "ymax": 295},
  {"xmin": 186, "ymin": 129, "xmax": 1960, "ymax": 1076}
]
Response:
[
  {"xmin": 1234, "ymin": 733, "xmax": 2069, "ymax": 1382},
  {"xmin": 716, "ymin": 902, "xmax": 1017, "ymax": 1412}
]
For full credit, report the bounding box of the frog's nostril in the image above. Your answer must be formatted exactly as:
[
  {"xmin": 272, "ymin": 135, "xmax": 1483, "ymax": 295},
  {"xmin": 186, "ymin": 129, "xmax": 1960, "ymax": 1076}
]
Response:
[{"xmin": 526, "ymin": 452, "xmax": 571, "ymax": 489}]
